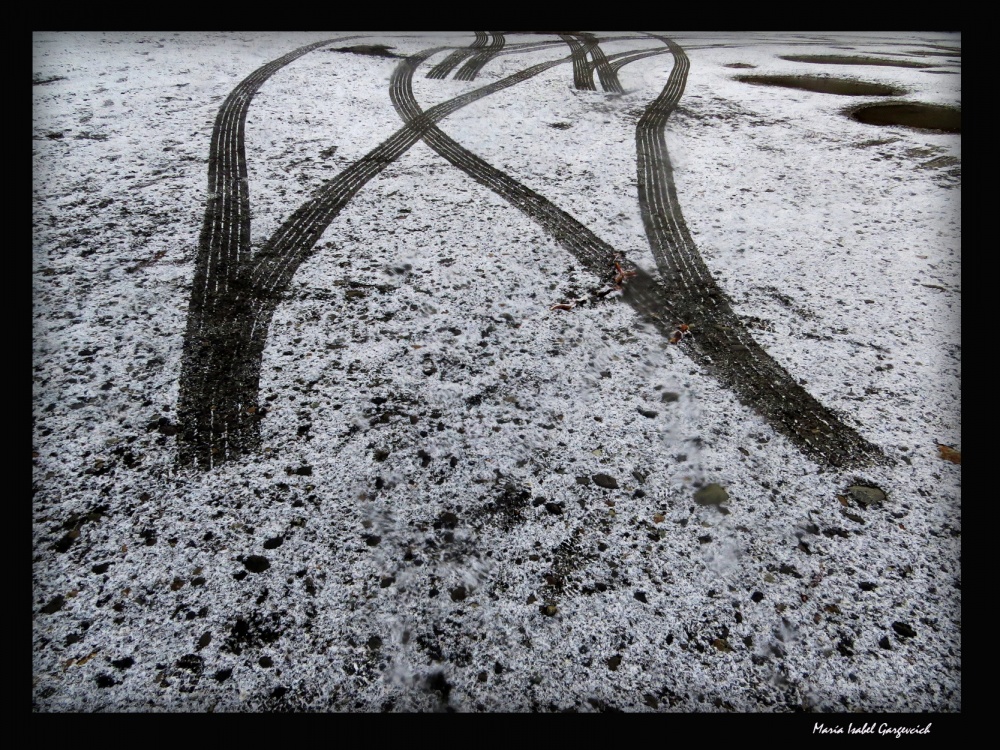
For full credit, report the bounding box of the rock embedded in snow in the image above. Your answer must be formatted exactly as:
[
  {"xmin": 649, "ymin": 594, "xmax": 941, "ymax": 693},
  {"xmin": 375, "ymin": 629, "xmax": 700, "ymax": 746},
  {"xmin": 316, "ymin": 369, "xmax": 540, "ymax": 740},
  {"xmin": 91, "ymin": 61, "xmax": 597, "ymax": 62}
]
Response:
[
  {"xmin": 847, "ymin": 484, "xmax": 887, "ymax": 507},
  {"xmin": 592, "ymin": 473, "xmax": 618, "ymax": 489},
  {"xmin": 694, "ymin": 482, "xmax": 729, "ymax": 506}
]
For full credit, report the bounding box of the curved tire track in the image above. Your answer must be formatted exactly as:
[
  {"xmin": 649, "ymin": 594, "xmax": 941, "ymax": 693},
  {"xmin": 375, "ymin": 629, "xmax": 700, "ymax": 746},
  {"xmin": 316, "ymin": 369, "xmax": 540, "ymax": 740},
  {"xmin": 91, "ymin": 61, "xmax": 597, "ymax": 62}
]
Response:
[
  {"xmin": 179, "ymin": 35, "xmax": 881, "ymax": 470},
  {"xmin": 394, "ymin": 37, "xmax": 882, "ymax": 468},
  {"xmin": 559, "ymin": 34, "xmax": 596, "ymax": 91},
  {"xmin": 455, "ymin": 32, "xmax": 506, "ymax": 80},
  {"xmin": 176, "ymin": 35, "xmax": 361, "ymax": 469},
  {"xmin": 391, "ymin": 60, "xmax": 622, "ymax": 272},
  {"xmin": 177, "ymin": 45, "xmax": 575, "ymax": 469},
  {"xmin": 635, "ymin": 35, "xmax": 883, "ymax": 466},
  {"xmin": 580, "ymin": 32, "xmax": 624, "ymax": 93},
  {"xmin": 559, "ymin": 33, "xmax": 623, "ymax": 93},
  {"xmin": 426, "ymin": 31, "xmax": 488, "ymax": 80}
]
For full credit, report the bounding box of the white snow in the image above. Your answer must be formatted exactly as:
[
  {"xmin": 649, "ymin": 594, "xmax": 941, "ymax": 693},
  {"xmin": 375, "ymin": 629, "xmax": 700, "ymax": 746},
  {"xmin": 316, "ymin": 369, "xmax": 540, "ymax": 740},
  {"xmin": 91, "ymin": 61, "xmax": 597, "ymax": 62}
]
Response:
[{"xmin": 33, "ymin": 31, "xmax": 959, "ymax": 713}]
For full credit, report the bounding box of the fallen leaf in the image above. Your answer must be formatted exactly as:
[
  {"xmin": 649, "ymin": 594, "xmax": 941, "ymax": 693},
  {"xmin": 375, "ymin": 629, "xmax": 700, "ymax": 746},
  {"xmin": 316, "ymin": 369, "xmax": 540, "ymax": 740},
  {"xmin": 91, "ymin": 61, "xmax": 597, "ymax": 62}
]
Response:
[
  {"xmin": 937, "ymin": 444, "xmax": 961, "ymax": 464},
  {"xmin": 76, "ymin": 650, "xmax": 100, "ymax": 666},
  {"xmin": 653, "ymin": 513, "xmax": 665, "ymax": 524}
]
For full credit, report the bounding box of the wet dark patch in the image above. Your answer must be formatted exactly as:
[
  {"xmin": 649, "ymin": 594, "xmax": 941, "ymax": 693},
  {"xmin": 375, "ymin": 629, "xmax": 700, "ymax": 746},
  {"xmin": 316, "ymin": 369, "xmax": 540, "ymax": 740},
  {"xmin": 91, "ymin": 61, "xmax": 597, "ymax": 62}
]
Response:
[
  {"xmin": 848, "ymin": 102, "xmax": 960, "ymax": 133},
  {"xmin": 723, "ymin": 63, "xmax": 755, "ymax": 69},
  {"xmin": 222, "ymin": 612, "xmax": 285, "ymax": 655},
  {"xmin": 243, "ymin": 555, "xmax": 271, "ymax": 573},
  {"xmin": 95, "ymin": 674, "xmax": 117, "ymax": 688},
  {"xmin": 902, "ymin": 49, "xmax": 961, "ymax": 57},
  {"xmin": 40, "ymin": 595, "xmax": 65, "ymax": 614},
  {"xmin": 694, "ymin": 483, "xmax": 729, "ymax": 506},
  {"xmin": 426, "ymin": 670, "xmax": 452, "ymax": 703},
  {"xmin": 332, "ymin": 45, "xmax": 402, "ymax": 58},
  {"xmin": 778, "ymin": 54, "xmax": 933, "ymax": 69},
  {"xmin": 481, "ymin": 481, "xmax": 532, "ymax": 530},
  {"xmin": 735, "ymin": 74, "xmax": 905, "ymax": 97}
]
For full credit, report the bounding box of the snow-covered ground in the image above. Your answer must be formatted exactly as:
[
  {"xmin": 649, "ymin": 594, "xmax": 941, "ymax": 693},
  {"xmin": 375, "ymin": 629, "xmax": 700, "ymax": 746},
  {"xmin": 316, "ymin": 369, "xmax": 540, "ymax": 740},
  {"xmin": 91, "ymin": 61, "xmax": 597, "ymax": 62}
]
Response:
[{"xmin": 32, "ymin": 31, "xmax": 960, "ymax": 712}]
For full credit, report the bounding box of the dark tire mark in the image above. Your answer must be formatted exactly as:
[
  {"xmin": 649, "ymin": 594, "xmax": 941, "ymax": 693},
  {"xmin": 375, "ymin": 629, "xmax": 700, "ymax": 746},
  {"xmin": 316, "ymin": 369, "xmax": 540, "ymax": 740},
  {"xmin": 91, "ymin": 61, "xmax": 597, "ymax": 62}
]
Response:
[
  {"xmin": 634, "ymin": 36, "xmax": 883, "ymax": 467},
  {"xmin": 426, "ymin": 31, "xmax": 488, "ymax": 80},
  {"xmin": 389, "ymin": 54, "xmax": 688, "ymax": 337},
  {"xmin": 605, "ymin": 46, "xmax": 672, "ymax": 75},
  {"xmin": 391, "ymin": 65, "xmax": 619, "ymax": 270},
  {"xmin": 580, "ymin": 32, "xmax": 624, "ymax": 93},
  {"xmin": 455, "ymin": 32, "xmax": 506, "ymax": 80},
  {"xmin": 177, "ymin": 45, "xmax": 574, "ymax": 469},
  {"xmin": 176, "ymin": 35, "xmax": 361, "ymax": 469},
  {"xmin": 559, "ymin": 34, "xmax": 596, "ymax": 90},
  {"xmin": 179, "ymin": 34, "xmax": 881, "ymax": 471}
]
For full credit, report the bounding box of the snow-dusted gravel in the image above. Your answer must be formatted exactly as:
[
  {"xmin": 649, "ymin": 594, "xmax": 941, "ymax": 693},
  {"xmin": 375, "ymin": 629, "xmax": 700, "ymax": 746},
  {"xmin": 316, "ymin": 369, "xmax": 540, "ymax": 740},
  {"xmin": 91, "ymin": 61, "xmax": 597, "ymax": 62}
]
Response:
[{"xmin": 33, "ymin": 31, "xmax": 959, "ymax": 713}]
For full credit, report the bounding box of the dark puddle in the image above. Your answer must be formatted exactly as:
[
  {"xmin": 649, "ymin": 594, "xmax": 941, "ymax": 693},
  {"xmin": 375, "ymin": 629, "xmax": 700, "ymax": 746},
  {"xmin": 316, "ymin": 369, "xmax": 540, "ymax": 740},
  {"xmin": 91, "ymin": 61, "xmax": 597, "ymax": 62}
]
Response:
[
  {"xmin": 922, "ymin": 44, "xmax": 961, "ymax": 54},
  {"xmin": 902, "ymin": 49, "xmax": 961, "ymax": 57},
  {"xmin": 734, "ymin": 74, "xmax": 905, "ymax": 97},
  {"xmin": 331, "ymin": 45, "xmax": 402, "ymax": 58},
  {"xmin": 848, "ymin": 102, "xmax": 960, "ymax": 133},
  {"xmin": 723, "ymin": 63, "xmax": 756, "ymax": 69},
  {"xmin": 778, "ymin": 54, "xmax": 934, "ymax": 69}
]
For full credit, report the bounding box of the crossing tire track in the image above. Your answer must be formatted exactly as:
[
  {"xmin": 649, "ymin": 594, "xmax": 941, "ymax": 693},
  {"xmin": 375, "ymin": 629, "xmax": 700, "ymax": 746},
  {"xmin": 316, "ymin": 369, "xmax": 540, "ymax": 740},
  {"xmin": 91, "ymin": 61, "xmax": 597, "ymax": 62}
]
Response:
[
  {"xmin": 580, "ymin": 32, "xmax": 624, "ymax": 93},
  {"xmin": 559, "ymin": 34, "xmax": 596, "ymax": 90},
  {"xmin": 455, "ymin": 32, "xmax": 506, "ymax": 80},
  {"xmin": 634, "ymin": 35, "xmax": 883, "ymax": 467},
  {"xmin": 178, "ymin": 35, "xmax": 882, "ymax": 471},
  {"xmin": 176, "ymin": 35, "xmax": 361, "ymax": 469},
  {"xmin": 603, "ymin": 45, "xmax": 673, "ymax": 75},
  {"xmin": 389, "ymin": 51, "xmax": 698, "ymax": 352},
  {"xmin": 426, "ymin": 31, "xmax": 488, "ymax": 79},
  {"xmin": 177, "ymin": 45, "xmax": 574, "ymax": 469}
]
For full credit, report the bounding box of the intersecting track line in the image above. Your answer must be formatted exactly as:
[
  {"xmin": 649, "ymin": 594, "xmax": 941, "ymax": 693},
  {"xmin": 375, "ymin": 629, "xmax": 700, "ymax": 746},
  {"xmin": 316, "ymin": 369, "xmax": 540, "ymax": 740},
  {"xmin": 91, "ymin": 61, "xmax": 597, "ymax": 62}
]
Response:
[
  {"xmin": 580, "ymin": 32, "xmax": 624, "ymax": 93},
  {"xmin": 177, "ymin": 34, "xmax": 882, "ymax": 470},
  {"xmin": 177, "ymin": 35, "xmax": 362, "ymax": 469},
  {"xmin": 392, "ymin": 38, "xmax": 884, "ymax": 467},
  {"xmin": 633, "ymin": 35, "xmax": 884, "ymax": 466},
  {"xmin": 559, "ymin": 34, "xmax": 597, "ymax": 91},
  {"xmin": 455, "ymin": 32, "xmax": 506, "ymax": 81},
  {"xmin": 426, "ymin": 31, "xmax": 488, "ymax": 79},
  {"xmin": 177, "ymin": 44, "xmax": 579, "ymax": 469}
]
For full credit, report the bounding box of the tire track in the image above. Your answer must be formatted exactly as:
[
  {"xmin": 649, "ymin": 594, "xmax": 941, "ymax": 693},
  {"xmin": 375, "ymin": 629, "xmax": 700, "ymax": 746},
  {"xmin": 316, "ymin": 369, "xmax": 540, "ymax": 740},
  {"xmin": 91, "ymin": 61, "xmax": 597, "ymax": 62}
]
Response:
[
  {"xmin": 391, "ymin": 71, "xmax": 621, "ymax": 272},
  {"xmin": 580, "ymin": 32, "xmax": 624, "ymax": 93},
  {"xmin": 177, "ymin": 45, "xmax": 576, "ymax": 469},
  {"xmin": 176, "ymin": 35, "xmax": 361, "ymax": 469},
  {"xmin": 603, "ymin": 46, "xmax": 672, "ymax": 75},
  {"xmin": 180, "ymin": 35, "xmax": 881, "ymax": 470},
  {"xmin": 388, "ymin": 52, "xmax": 692, "ymax": 347},
  {"xmin": 559, "ymin": 34, "xmax": 596, "ymax": 90},
  {"xmin": 455, "ymin": 32, "xmax": 506, "ymax": 80},
  {"xmin": 634, "ymin": 35, "xmax": 883, "ymax": 466},
  {"xmin": 394, "ymin": 38, "xmax": 882, "ymax": 467},
  {"xmin": 559, "ymin": 33, "xmax": 624, "ymax": 93},
  {"xmin": 426, "ymin": 31, "xmax": 488, "ymax": 79}
]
